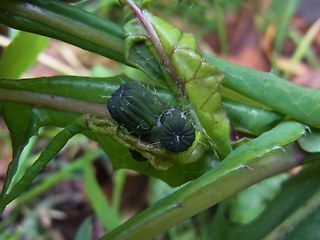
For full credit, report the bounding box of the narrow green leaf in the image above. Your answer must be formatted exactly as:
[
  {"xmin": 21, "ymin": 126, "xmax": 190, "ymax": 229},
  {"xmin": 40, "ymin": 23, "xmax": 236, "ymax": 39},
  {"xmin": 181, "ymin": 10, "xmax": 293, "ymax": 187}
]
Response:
[
  {"xmin": 0, "ymin": 103, "xmax": 39, "ymax": 203},
  {"xmin": 84, "ymin": 160, "xmax": 121, "ymax": 231},
  {"xmin": 0, "ymin": 115, "xmax": 88, "ymax": 214},
  {"xmin": 112, "ymin": 169, "xmax": 126, "ymax": 212},
  {"xmin": 0, "ymin": 31, "xmax": 49, "ymax": 79},
  {"xmin": 213, "ymin": 0, "xmax": 228, "ymax": 56},
  {"xmin": 0, "ymin": 29, "xmax": 48, "ymax": 201},
  {"xmin": 0, "ymin": 0, "xmax": 126, "ymax": 64},
  {"xmin": 289, "ymin": 29, "xmax": 319, "ymax": 69},
  {"xmin": 75, "ymin": 216, "xmax": 93, "ymax": 240},
  {"xmin": 205, "ymin": 54, "xmax": 320, "ymax": 129},
  {"xmin": 284, "ymin": 18, "xmax": 320, "ymax": 79},
  {"xmin": 223, "ymin": 99, "xmax": 283, "ymax": 136},
  {"xmin": 9, "ymin": 136, "xmax": 37, "ymax": 191},
  {"xmin": 273, "ymin": 0, "xmax": 299, "ymax": 53},
  {"xmin": 0, "ymin": 75, "xmax": 130, "ymax": 104},
  {"xmin": 15, "ymin": 149, "xmax": 102, "ymax": 205}
]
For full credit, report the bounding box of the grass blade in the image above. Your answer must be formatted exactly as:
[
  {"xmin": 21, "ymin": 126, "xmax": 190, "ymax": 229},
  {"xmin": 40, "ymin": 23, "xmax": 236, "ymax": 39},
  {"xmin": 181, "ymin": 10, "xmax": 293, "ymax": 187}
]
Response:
[{"xmin": 84, "ymin": 161, "xmax": 121, "ymax": 231}]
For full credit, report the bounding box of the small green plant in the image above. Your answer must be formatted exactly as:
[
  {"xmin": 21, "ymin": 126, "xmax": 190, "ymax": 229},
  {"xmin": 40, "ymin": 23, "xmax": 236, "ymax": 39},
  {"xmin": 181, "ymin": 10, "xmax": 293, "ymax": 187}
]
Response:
[{"xmin": 0, "ymin": 0, "xmax": 320, "ymax": 239}]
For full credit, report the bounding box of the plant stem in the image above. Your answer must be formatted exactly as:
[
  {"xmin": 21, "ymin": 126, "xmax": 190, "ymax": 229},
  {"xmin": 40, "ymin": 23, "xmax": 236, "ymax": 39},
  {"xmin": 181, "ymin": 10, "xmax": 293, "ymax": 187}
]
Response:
[
  {"xmin": 0, "ymin": 88, "xmax": 109, "ymax": 118},
  {"xmin": 126, "ymin": 0, "xmax": 187, "ymax": 97},
  {"xmin": 100, "ymin": 121, "xmax": 306, "ymax": 240}
]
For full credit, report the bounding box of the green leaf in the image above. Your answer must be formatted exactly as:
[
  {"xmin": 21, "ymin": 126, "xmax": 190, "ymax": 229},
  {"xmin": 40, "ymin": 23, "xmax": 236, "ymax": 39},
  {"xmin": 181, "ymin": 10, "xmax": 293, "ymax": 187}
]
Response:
[
  {"xmin": 0, "ymin": 75, "xmax": 125, "ymax": 199},
  {"xmin": 149, "ymin": 11, "xmax": 232, "ymax": 157},
  {"xmin": 0, "ymin": 75, "xmax": 127, "ymax": 103},
  {"xmin": 0, "ymin": 0, "xmax": 126, "ymax": 64},
  {"xmin": 123, "ymin": 17, "xmax": 168, "ymax": 87},
  {"xmin": 124, "ymin": 5, "xmax": 232, "ymax": 157},
  {"xmin": 0, "ymin": 31, "xmax": 49, "ymax": 202},
  {"xmin": 0, "ymin": 31, "xmax": 49, "ymax": 79},
  {"xmin": 0, "ymin": 75, "xmax": 125, "ymax": 209},
  {"xmin": 0, "ymin": 115, "xmax": 88, "ymax": 214},
  {"xmin": 0, "ymin": 76, "xmax": 211, "ymax": 186},
  {"xmin": 205, "ymin": 54, "xmax": 320, "ymax": 129},
  {"xmin": 298, "ymin": 130, "xmax": 320, "ymax": 153},
  {"xmin": 223, "ymin": 99, "xmax": 283, "ymax": 136}
]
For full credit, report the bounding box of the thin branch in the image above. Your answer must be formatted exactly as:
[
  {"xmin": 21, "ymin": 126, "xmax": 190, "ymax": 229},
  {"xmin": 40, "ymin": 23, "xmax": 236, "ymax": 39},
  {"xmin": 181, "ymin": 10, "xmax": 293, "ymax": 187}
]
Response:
[{"xmin": 126, "ymin": 0, "xmax": 188, "ymax": 97}]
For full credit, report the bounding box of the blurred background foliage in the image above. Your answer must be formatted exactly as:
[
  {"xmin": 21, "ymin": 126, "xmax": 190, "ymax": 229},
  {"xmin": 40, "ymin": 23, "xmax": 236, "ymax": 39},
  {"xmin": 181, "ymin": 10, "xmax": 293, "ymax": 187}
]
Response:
[{"xmin": 0, "ymin": 0, "xmax": 319, "ymax": 239}]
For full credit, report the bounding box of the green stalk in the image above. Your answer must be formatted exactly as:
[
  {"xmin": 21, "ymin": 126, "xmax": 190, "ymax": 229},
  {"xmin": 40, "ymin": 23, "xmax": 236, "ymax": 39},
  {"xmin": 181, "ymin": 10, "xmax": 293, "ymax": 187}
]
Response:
[
  {"xmin": 283, "ymin": 18, "xmax": 320, "ymax": 79},
  {"xmin": 273, "ymin": 0, "xmax": 299, "ymax": 53},
  {"xmin": 0, "ymin": 88, "xmax": 109, "ymax": 118},
  {"xmin": 289, "ymin": 29, "xmax": 319, "ymax": 69},
  {"xmin": 126, "ymin": 0, "xmax": 188, "ymax": 98},
  {"xmin": 213, "ymin": 0, "xmax": 228, "ymax": 56},
  {"xmin": 271, "ymin": 0, "xmax": 299, "ymax": 75},
  {"xmin": 0, "ymin": 0, "xmax": 126, "ymax": 64},
  {"xmin": 84, "ymin": 160, "xmax": 122, "ymax": 230},
  {"xmin": 112, "ymin": 169, "xmax": 127, "ymax": 213},
  {"xmin": 100, "ymin": 121, "xmax": 306, "ymax": 240}
]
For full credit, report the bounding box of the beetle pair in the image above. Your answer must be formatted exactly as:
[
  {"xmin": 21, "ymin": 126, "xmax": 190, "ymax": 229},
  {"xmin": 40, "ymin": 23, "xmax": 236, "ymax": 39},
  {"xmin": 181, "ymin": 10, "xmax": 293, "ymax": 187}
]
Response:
[{"xmin": 107, "ymin": 81, "xmax": 195, "ymax": 153}]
